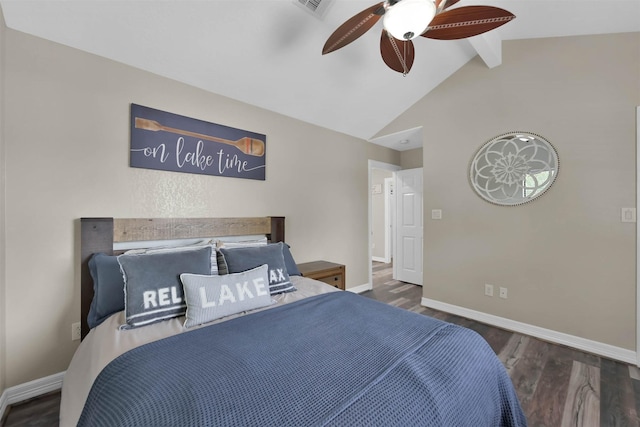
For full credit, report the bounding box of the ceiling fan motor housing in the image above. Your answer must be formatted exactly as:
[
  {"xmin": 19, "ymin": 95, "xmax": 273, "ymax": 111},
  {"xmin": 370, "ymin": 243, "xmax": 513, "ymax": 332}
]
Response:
[{"xmin": 383, "ymin": 0, "xmax": 437, "ymax": 40}]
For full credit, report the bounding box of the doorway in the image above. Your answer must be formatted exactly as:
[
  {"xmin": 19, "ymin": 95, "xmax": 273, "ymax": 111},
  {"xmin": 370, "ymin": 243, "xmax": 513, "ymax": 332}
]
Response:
[
  {"xmin": 368, "ymin": 160, "xmax": 401, "ymax": 291},
  {"xmin": 371, "ymin": 170, "xmax": 393, "ymax": 264}
]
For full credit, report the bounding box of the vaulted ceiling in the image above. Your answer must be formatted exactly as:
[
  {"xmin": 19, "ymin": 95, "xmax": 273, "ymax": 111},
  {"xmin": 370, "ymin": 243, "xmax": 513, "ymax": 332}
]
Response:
[{"xmin": 2, "ymin": 0, "xmax": 639, "ymax": 150}]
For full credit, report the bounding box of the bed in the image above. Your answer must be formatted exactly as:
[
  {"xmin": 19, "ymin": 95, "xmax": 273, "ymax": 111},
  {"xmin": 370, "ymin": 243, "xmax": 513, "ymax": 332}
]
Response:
[{"xmin": 61, "ymin": 216, "xmax": 527, "ymax": 426}]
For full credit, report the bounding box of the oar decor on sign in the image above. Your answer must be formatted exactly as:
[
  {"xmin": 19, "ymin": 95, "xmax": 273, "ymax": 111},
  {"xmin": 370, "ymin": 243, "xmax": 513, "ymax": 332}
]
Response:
[{"xmin": 135, "ymin": 117, "xmax": 265, "ymax": 157}]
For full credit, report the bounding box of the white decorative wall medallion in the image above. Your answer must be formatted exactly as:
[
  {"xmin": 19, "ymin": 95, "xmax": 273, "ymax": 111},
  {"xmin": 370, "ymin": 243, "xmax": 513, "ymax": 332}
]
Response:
[{"xmin": 469, "ymin": 132, "xmax": 559, "ymax": 206}]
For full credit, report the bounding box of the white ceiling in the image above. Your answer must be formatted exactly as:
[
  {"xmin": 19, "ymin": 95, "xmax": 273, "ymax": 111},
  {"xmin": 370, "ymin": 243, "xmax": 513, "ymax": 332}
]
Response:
[{"xmin": 1, "ymin": 0, "xmax": 639, "ymax": 150}]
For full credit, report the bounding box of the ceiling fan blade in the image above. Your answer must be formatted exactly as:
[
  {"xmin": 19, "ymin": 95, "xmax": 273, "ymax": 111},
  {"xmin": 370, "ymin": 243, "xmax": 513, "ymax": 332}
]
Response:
[
  {"xmin": 435, "ymin": 0, "xmax": 461, "ymax": 12},
  {"xmin": 322, "ymin": 2, "xmax": 385, "ymax": 55},
  {"xmin": 380, "ymin": 30, "xmax": 415, "ymax": 74},
  {"xmin": 422, "ymin": 6, "xmax": 515, "ymax": 40}
]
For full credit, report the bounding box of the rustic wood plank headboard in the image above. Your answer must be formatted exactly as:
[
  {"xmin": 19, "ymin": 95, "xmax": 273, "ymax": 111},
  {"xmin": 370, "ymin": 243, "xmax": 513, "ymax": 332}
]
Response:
[{"xmin": 80, "ymin": 216, "xmax": 285, "ymax": 339}]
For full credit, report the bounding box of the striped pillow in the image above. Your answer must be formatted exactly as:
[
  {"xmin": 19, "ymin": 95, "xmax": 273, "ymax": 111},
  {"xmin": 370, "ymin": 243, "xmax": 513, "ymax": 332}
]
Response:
[{"xmin": 181, "ymin": 264, "xmax": 273, "ymax": 328}]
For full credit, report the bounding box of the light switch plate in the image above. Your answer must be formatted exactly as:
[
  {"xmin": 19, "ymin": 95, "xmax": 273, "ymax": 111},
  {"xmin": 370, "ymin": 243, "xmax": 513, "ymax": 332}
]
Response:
[{"xmin": 431, "ymin": 209, "xmax": 442, "ymax": 220}]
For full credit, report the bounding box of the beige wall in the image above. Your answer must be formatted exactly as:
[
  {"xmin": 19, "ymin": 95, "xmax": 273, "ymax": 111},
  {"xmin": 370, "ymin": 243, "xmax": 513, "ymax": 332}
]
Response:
[
  {"xmin": 377, "ymin": 32, "xmax": 640, "ymax": 350},
  {"xmin": 400, "ymin": 148, "xmax": 423, "ymax": 169},
  {"xmin": 0, "ymin": 4, "xmax": 7, "ymax": 394},
  {"xmin": 2, "ymin": 28, "xmax": 400, "ymax": 387}
]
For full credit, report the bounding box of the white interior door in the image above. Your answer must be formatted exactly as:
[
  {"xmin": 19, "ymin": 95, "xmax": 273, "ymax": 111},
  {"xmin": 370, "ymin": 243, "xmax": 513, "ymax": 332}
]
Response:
[{"xmin": 393, "ymin": 168, "xmax": 423, "ymax": 286}]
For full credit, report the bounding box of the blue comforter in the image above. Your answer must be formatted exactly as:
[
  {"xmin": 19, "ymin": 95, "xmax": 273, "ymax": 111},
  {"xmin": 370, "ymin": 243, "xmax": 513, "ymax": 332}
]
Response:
[{"xmin": 79, "ymin": 292, "xmax": 527, "ymax": 426}]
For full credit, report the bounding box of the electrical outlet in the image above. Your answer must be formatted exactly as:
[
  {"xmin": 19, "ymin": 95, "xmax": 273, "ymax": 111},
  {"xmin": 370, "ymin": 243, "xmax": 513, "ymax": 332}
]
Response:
[
  {"xmin": 484, "ymin": 284, "xmax": 494, "ymax": 297},
  {"xmin": 622, "ymin": 208, "xmax": 636, "ymax": 223},
  {"xmin": 499, "ymin": 287, "xmax": 508, "ymax": 299},
  {"xmin": 71, "ymin": 322, "xmax": 81, "ymax": 341}
]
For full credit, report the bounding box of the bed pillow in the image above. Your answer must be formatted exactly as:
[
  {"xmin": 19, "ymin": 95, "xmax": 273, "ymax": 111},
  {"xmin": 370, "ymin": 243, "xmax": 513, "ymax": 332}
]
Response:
[
  {"xmin": 282, "ymin": 243, "xmax": 301, "ymax": 276},
  {"xmin": 87, "ymin": 253, "xmax": 125, "ymax": 329},
  {"xmin": 125, "ymin": 241, "xmax": 219, "ymax": 275},
  {"xmin": 215, "ymin": 238, "xmax": 268, "ymax": 275},
  {"xmin": 218, "ymin": 241, "xmax": 300, "ymax": 276},
  {"xmin": 219, "ymin": 242, "xmax": 296, "ymax": 295},
  {"xmin": 180, "ymin": 264, "xmax": 272, "ymax": 328},
  {"xmin": 117, "ymin": 246, "xmax": 212, "ymax": 329}
]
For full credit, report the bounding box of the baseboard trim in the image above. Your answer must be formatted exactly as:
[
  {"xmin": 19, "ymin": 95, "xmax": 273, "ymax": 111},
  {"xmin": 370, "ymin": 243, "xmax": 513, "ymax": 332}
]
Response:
[
  {"xmin": 347, "ymin": 283, "xmax": 372, "ymax": 294},
  {"xmin": 0, "ymin": 390, "xmax": 6, "ymax": 422},
  {"xmin": 371, "ymin": 256, "xmax": 386, "ymax": 263},
  {"xmin": 0, "ymin": 372, "xmax": 64, "ymax": 420},
  {"xmin": 421, "ymin": 297, "xmax": 637, "ymax": 365}
]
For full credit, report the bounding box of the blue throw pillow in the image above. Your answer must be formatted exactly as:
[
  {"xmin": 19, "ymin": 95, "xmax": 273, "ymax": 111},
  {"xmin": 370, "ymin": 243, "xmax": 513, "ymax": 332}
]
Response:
[
  {"xmin": 118, "ymin": 246, "xmax": 212, "ymax": 329},
  {"xmin": 282, "ymin": 243, "xmax": 301, "ymax": 276},
  {"xmin": 87, "ymin": 253, "xmax": 126, "ymax": 329},
  {"xmin": 181, "ymin": 264, "xmax": 273, "ymax": 328},
  {"xmin": 219, "ymin": 242, "xmax": 296, "ymax": 295}
]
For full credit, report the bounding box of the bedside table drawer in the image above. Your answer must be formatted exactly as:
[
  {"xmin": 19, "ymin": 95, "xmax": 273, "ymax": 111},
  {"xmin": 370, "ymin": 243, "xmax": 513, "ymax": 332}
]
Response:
[{"xmin": 318, "ymin": 274, "xmax": 344, "ymax": 289}]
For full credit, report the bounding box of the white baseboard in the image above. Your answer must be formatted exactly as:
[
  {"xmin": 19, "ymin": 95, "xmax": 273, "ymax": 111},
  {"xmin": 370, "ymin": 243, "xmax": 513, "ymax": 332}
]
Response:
[
  {"xmin": 371, "ymin": 256, "xmax": 386, "ymax": 263},
  {"xmin": 0, "ymin": 372, "xmax": 64, "ymax": 420},
  {"xmin": 422, "ymin": 297, "xmax": 637, "ymax": 365},
  {"xmin": 347, "ymin": 283, "xmax": 372, "ymax": 294},
  {"xmin": 0, "ymin": 390, "xmax": 6, "ymax": 422}
]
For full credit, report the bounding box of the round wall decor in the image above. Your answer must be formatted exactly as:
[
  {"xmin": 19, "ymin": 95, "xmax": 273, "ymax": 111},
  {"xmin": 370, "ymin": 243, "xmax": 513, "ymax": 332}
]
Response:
[{"xmin": 469, "ymin": 132, "xmax": 559, "ymax": 206}]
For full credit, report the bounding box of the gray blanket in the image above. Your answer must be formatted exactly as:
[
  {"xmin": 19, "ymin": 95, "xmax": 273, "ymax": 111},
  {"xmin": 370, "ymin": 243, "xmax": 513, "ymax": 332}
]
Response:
[{"xmin": 79, "ymin": 292, "xmax": 527, "ymax": 426}]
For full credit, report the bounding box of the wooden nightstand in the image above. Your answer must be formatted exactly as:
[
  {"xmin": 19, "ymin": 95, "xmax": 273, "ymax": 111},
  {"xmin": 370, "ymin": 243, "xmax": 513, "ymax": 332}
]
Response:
[{"xmin": 297, "ymin": 261, "xmax": 345, "ymax": 290}]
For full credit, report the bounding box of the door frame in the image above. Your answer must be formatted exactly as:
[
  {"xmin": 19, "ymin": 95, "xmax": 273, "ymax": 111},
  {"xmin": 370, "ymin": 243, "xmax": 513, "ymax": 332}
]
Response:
[{"xmin": 368, "ymin": 160, "xmax": 402, "ymax": 290}]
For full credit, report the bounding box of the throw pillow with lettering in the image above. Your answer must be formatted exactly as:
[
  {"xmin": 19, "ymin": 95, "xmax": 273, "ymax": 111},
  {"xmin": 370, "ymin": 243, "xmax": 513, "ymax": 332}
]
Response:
[
  {"xmin": 219, "ymin": 242, "xmax": 296, "ymax": 295},
  {"xmin": 180, "ymin": 264, "xmax": 273, "ymax": 328},
  {"xmin": 117, "ymin": 246, "xmax": 212, "ymax": 329}
]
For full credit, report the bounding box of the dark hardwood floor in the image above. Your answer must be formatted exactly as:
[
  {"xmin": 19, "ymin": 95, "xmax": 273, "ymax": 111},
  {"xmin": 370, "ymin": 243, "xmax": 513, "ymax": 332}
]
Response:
[
  {"xmin": 3, "ymin": 262, "xmax": 639, "ymax": 426},
  {"xmin": 363, "ymin": 262, "xmax": 640, "ymax": 427},
  {"xmin": 2, "ymin": 391, "xmax": 60, "ymax": 427}
]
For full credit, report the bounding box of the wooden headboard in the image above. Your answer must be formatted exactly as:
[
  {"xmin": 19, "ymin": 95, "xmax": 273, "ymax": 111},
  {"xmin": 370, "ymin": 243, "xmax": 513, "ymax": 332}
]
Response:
[{"xmin": 80, "ymin": 216, "xmax": 285, "ymax": 339}]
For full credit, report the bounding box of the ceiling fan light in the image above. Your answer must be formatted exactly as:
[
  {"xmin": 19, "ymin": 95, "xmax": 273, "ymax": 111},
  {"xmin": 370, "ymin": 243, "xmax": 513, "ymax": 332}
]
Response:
[{"xmin": 383, "ymin": 0, "xmax": 436, "ymax": 41}]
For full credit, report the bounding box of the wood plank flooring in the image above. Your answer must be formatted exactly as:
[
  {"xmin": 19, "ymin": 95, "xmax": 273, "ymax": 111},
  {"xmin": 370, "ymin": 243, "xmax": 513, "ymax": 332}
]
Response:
[
  {"xmin": 2, "ymin": 391, "xmax": 60, "ymax": 427},
  {"xmin": 3, "ymin": 262, "xmax": 639, "ymax": 426},
  {"xmin": 363, "ymin": 261, "xmax": 640, "ymax": 427}
]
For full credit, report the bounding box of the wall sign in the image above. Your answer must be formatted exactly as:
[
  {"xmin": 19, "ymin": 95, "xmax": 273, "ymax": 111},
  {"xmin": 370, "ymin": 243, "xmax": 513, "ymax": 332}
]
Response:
[{"xmin": 130, "ymin": 104, "xmax": 266, "ymax": 180}]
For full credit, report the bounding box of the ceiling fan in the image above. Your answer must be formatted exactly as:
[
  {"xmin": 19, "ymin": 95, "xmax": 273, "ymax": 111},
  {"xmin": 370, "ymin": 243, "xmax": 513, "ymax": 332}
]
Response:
[{"xmin": 322, "ymin": 0, "xmax": 515, "ymax": 75}]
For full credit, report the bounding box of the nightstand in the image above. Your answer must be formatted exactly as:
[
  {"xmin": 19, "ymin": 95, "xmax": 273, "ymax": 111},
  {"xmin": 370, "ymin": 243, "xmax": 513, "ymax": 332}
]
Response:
[{"xmin": 297, "ymin": 260, "xmax": 345, "ymax": 290}]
